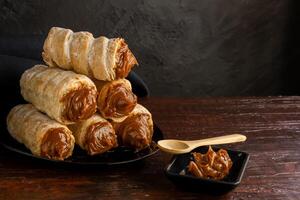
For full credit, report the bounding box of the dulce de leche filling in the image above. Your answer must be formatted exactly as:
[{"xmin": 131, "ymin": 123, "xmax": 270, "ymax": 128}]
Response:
[
  {"xmin": 117, "ymin": 113, "xmax": 153, "ymax": 151},
  {"xmin": 63, "ymin": 88, "xmax": 97, "ymax": 122},
  {"xmin": 85, "ymin": 122, "xmax": 117, "ymax": 155},
  {"xmin": 101, "ymin": 83, "xmax": 137, "ymax": 118},
  {"xmin": 115, "ymin": 39, "xmax": 138, "ymax": 79},
  {"xmin": 41, "ymin": 128, "xmax": 72, "ymax": 160}
]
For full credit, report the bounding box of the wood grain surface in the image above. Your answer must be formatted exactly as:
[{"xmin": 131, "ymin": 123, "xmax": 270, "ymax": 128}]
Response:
[{"xmin": 0, "ymin": 97, "xmax": 299, "ymax": 200}]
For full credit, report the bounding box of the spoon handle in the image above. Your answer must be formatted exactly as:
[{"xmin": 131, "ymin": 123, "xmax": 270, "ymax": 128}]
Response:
[{"xmin": 187, "ymin": 134, "xmax": 247, "ymax": 148}]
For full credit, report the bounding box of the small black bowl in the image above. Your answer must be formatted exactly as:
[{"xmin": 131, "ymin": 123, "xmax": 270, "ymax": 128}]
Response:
[{"xmin": 164, "ymin": 146, "xmax": 249, "ymax": 194}]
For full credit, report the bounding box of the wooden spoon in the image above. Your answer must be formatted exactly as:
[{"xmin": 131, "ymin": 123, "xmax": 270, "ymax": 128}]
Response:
[{"xmin": 157, "ymin": 134, "xmax": 247, "ymax": 154}]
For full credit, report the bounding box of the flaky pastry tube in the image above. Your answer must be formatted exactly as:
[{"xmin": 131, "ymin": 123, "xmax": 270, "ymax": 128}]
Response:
[
  {"xmin": 69, "ymin": 114, "xmax": 118, "ymax": 155},
  {"xmin": 6, "ymin": 104, "xmax": 75, "ymax": 160},
  {"xmin": 95, "ymin": 79, "xmax": 137, "ymax": 122},
  {"xmin": 20, "ymin": 65, "xmax": 97, "ymax": 124},
  {"xmin": 42, "ymin": 27, "xmax": 138, "ymax": 81},
  {"xmin": 112, "ymin": 104, "xmax": 153, "ymax": 151}
]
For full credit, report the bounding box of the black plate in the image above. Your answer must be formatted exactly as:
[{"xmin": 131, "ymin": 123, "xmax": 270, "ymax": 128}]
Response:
[
  {"xmin": 0, "ymin": 124, "xmax": 163, "ymax": 165},
  {"xmin": 165, "ymin": 146, "xmax": 249, "ymax": 193}
]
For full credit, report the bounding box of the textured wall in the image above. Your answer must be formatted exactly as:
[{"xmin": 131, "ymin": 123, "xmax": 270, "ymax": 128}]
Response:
[{"xmin": 0, "ymin": 0, "xmax": 298, "ymax": 96}]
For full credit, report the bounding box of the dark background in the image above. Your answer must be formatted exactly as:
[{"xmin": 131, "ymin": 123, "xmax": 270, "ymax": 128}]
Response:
[{"xmin": 0, "ymin": 0, "xmax": 299, "ymax": 97}]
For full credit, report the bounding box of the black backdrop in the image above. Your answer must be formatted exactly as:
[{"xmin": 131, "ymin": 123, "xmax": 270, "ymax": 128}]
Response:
[{"xmin": 0, "ymin": 0, "xmax": 299, "ymax": 96}]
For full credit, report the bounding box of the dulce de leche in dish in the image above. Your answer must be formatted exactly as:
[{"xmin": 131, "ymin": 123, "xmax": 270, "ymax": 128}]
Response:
[{"xmin": 188, "ymin": 146, "xmax": 233, "ymax": 180}]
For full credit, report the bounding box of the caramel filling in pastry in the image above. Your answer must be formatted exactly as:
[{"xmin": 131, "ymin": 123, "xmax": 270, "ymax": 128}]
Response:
[
  {"xmin": 84, "ymin": 122, "xmax": 117, "ymax": 155},
  {"xmin": 100, "ymin": 83, "xmax": 137, "ymax": 118},
  {"xmin": 115, "ymin": 39, "xmax": 138, "ymax": 78},
  {"xmin": 41, "ymin": 128, "xmax": 72, "ymax": 160},
  {"xmin": 188, "ymin": 146, "xmax": 233, "ymax": 180},
  {"xmin": 63, "ymin": 88, "xmax": 97, "ymax": 122},
  {"xmin": 117, "ymin": 113, "xmax": 153, "ymax": 150}
]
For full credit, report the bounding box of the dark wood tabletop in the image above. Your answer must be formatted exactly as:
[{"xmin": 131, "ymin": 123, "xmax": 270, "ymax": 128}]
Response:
[{"xmin": 0, "ymin": 97, "xmax": 299, "ymax": 200}]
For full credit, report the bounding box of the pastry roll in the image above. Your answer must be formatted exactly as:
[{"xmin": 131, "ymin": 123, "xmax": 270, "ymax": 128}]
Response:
[
  {"xmin": 20, "ymin": 65, "xmax": 97, "ymax": 124},
  {"xmin": 42, "ymin": 27, "xmax": 138, "ymax": 81},
  {"xmin": 69, "ymin": 114, "xmax": 118, "ymax": 155},
  {"xmin": 6, "ymin": 104, "xmax": 75, "ymax": 160},
  {"xmin": 113, "ymin": 104, "xmax": 153, "ymax": 151},
  {"xmin": 95, "ymin": 79, "xmax": 137, "ymax": 121}
]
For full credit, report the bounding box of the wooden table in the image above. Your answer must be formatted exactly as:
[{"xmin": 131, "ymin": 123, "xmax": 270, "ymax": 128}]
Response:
[{"xmin": 0, "ymin": 97, "xmax": 299, "ymax": 200}]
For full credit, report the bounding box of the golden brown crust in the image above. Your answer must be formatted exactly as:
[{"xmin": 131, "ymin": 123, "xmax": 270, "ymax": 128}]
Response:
[
  {"xmin": 20, "ymin": 65, "xmax": 97, "ymax": 124},
  {"xmin": 70, "ymin": 32, "xmax": 94, "ymax": 76},
  {"xmin": 42, "ymin": 27, "xmax": 73, "ymax": 69},
  {"xmin": 6, "ymin": 104, "xmax": 75, "ymax": 160},
  {"xmin": 43, "ymin": 27, "xmax": 138, "ymax": 81}
]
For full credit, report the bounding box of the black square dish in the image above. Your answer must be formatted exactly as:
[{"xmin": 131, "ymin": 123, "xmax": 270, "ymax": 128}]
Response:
[{"xmin": 164, "ymin": 146, "xmax": 249, "ymax": 193}]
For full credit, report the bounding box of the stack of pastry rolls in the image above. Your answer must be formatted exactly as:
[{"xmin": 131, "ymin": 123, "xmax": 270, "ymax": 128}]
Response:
[{"xmin": 6, "ymin": 27, "xmax": 154, "ymax": 161}]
